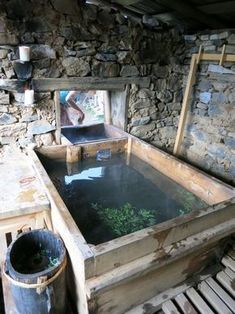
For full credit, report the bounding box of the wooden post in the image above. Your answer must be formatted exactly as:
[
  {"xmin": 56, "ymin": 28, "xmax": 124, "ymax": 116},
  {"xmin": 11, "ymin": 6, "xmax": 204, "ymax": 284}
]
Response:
[
  {"xmin": 54, "ymin": 91, "xmax": 61, "ymax": 145},
  {"xmin": 66, "ymin": 146, "xmax": 82, "ymax": 163},
  {"xmin": 219, "ymin": 45, "xmax": 226, "ymax": 66},
  {"xmin": 126, "ymin": 137, "xmax": 132, "ymax": 166},
  {"xmin": 173, "ymin": 54, "xmax": 199, "ymax": 156},
  {"xmin": 104, "ymin": 91, "xmax": 112, "ymax": 125}
]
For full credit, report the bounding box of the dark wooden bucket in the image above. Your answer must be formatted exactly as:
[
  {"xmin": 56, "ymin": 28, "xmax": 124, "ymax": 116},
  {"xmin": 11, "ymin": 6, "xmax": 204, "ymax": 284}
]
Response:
[{"xmin": 2, "ymin": 229, "xmax": 67, "ymax": 314}]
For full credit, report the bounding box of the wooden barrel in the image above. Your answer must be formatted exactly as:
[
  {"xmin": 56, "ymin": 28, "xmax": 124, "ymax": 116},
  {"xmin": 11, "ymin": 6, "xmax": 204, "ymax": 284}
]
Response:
[{"xmin": 2, "ymin": 229, "xmax": 67, "ymax": 314}]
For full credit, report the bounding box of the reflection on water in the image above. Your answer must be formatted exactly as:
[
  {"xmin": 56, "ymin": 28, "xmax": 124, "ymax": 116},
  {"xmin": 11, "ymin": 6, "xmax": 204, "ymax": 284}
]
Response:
[
  {"xmin": 65, "ymin": 167, "xmax": 104, "ymax": 184},
  {"xmin": 41, "ymin": 154, "xmax": 207, "ymax": 245}
]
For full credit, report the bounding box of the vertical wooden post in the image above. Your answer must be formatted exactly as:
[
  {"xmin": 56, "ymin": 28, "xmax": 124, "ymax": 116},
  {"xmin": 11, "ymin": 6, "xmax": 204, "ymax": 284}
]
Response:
[
  {"xmin": 126, "ymin": 137, "xmax": 132, "ymax": 166},
  {"xmin": 54, "ymin": 90, "xmax": 61, "ymax": 145},
  {"xmin": 219, "ymin": 45, "xmax": 226, "ymax": 66},
  {"xmin": 173, "ymin": 54, "xmax": 199, "ymax": 156},
  {"xmin": 104, "ymin": 90, "xmax": 112, "ymax": 125}
]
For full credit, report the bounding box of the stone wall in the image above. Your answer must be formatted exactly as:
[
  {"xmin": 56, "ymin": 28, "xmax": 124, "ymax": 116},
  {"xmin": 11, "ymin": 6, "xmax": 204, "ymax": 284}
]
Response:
[
  {"xmin": 0, "ymin": 0, "xmax": 183, "ymax": 150},
  {"xmin": 127, "ymin": 31, "xmax": 235, "ymax": 186},
  {"xmin": 0, "ymin": 1, "xmax": 234, "ymax": 185}
]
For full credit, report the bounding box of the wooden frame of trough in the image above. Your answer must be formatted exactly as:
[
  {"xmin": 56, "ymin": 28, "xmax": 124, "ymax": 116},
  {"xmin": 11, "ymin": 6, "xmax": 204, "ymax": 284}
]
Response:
[{"xmin": 28, "ymin": 129, "xmax": 235, "ymax": 314}]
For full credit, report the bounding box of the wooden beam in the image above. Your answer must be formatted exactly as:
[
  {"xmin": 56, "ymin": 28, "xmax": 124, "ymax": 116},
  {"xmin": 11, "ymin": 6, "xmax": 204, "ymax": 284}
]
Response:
[
  {"xmin": 152, "ymin": 0, "xmax": 226, "ymax": 28},
  {"xmin": 0, "ymin": 79, "xmax": 26, "ymax": 92},
  {"xmin": 54, "ymin": 91, "xmax": 61, "ymax": 145},
  {"xmin": 198, "ymin": 1, "xmax": 235, "ymax": 15},
  {"xmin": 31, "ymin": 77, "xmax": 150, "ymax": 92},
  {"xmin": 173, "ymin": 54, "xmax": 198, "ymax": 156},
  {"xmin": 87, "ymin": 0, "xmax": 142, "ymax": 22}
]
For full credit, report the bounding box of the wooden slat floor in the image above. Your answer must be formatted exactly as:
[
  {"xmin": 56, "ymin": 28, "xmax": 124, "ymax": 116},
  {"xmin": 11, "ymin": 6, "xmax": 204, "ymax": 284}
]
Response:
[
  {"xmin": 160, "ymin": 248, "xmax": 235, "ymax": 314},
  {"xmin": 1, "ymin": 248, "xmax": 235, "ymax": 313}
]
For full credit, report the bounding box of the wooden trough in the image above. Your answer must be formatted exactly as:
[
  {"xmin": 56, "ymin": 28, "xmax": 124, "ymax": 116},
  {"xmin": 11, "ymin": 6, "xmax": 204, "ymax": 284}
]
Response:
[{"xmin": 28, "ymin": 129, "xmax": 235, "ymax": 314}]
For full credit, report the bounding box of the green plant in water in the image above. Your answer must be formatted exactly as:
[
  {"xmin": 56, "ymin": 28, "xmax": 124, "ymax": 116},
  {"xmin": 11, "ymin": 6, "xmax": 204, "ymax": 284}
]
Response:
[
  {"xmin": 176, "ymin": 189, "xmax": 206, "ymax": 216},
  {"xmin": 92, "ymin": 202, "xmax": 156, "ymax": 237}
]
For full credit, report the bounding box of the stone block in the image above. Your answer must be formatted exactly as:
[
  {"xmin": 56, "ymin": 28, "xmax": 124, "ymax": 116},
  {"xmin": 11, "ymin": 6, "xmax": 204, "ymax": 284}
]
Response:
[
  {"xmin": 198, "ymin": 79, "xmax": 212, "ymax": 91},
  {"xmin": 27, "ymin": 120, "xmax": 55, "ymax": 135},
  {"xmin": 212, "ymin": 82, "xmax": 228, "ymax": 92},
  {"xmin": 131, "ymin": 99, "xmax": 151, "ymax": 110},
  {"xmin": 228, "ymin": 34, "xmax": 235, "ymax": 44},
  {"xmin": 76, "ymin": 48, "xmax": 96, "ymax": 58},
  {"xmin": 0, "ymin": 93, "xmax": 10, "ymax": 104},
  {"xmin": 184, "ymin": 35, "xmax": 197, "ymax": 41},
  {"xmin": 0, "ymin": 49, "xmax": 8, "ymax": 59},
  {"xmin": 228, "ymin": 92, "xmax": 235, "ymax": 103},
  {"xmin": 62, "ymin": 57, "xmax": 91, "ymax": 76},
  {"xmin": 210, "ymin": 34, "xmax": 219, "ymax": 40},
  {"xmin": 0, "ymin": 105, "xmax": 8, "ymax": 113},
  {"xmin": 208, "ymin": 64, "xmax": 235, "ymax": 74},
  {"xmin": 152, "ymin": 65, "xmax": 169, "ymax": 78},
  {"xmin": 131, "ymin": 116, "xmax": 150, "ymax": 126},
  {"xmin": 0, "ymin": 33, "xmax": 19, "ymax": 45},
  {"xmin": 218, "ymin": 31, "xmax": 230, "ymax": 39},
  {"xmin": 225, "ymin": 137, "xmax": 235, "ymax": 149},
  {"xmin": 130, "ymin": 123, "xmax": 155, "ymax": 139},
  {"xmin": 51, "ymin": 0, "xmax": 81, "ymax": 15},
  {"xmin": 117, "ymin": 51, "xmax": 132, "ymax": 64},
  {"xmin": 200, "ymin": 34, "xmax": 209, "ymax": 41},
  {"xmin": 95, "ymin": 53, "xmax": 117, "ymax": 62},
  {"xmin": 92, "ymin": 61, "xmax": 120, "ymax": 77},
  {"xmin": 159, "ymin": 126, "xmax": 176, "ymax": 139},
  {"xmin": 120, "ymin": 65, "xmax": 139, "ymax": 77},
  {"xmin": 31, "ymin": 45, "xmax": 56, "ymax": 60},
  {"xmin": 0, "ymin": 123, "xmax": 26, "ymax": 137},
  {"xmin": 199, "ymin": 92, "xmax": 211, "ymax": 104},
  {"xmin": 204, "ymin": 45, "xmax": 216, "ymax": 52},
  {"xmin": 0, "ymin": 113, "xmax": 17, "ymax": 125},
  {"xmin": 196, "ymin": 102, "xmax": 208, "ymax": 110},
  {"xmin": 219, "ymin": 45, "xmax": 235, "ymax": 54},
  {"xmin": 156, "ymin": 91, "xmax": 173, "ymax": 103}
]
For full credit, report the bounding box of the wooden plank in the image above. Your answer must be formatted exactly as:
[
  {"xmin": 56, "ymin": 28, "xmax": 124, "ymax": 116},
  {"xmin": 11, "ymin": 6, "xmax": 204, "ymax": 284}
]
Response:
[
  {"xmin": 198, "ymin": 281, "xmax": 232, "ymax": 314},
  {"xmin": 206, "ymin": 277, "xmax": 235, "ymax": 312},
  {"xmin": 28, "ymin": 149, "xmax": 93, "ymax": 314},
  {"xmin": 87, "ymin": 0, "xmax": 142, "ymax": 22},
  {"xmin": 0, "ymin": 79, "xmax": 26, "ymax": 92},
  {"xmin": 54, "ymin": 91, "xmax": 61, "ymax": 145},
  {"xmin": 103, "ymin": 91, "xmax": 112, "ymax": 125},
  {"xmin": 224, "ymin": 267, "xmax": 235, "ymax": 280},
  {"xmin": 216, "ymin": 271, "xmax": 235, "ymax": 298},
  {"xmin": 132, "ymin": 138, "xmax": 235, "ymax": 205},
  {"xmin": 221, "ymin": 255, "xmax": 235, "ymax": 272},
  {"xmin": 198, "ymin": 1, "xmax": 235, "ymax": 14},
  {"xmin": 31, "ymin": 77, "xmax": 150, "ymax": 92},
  {"xmin": 162, "ymin": 300, "xmax": 180, "ymax": 314},
  {"xmin": 186, "ymin": 287, "xmax": 215, "ymax": 314},
  {"xmin": 173, "ymin": 54, "xmax": 198, "ymax": 156},
  {"xmin": 227, "ymin": 249, "xmax": 235, "ymax": 260},
  {"xmin": 148, "ymin": 0, "xmax": 225, "ymax": 28},
  {"xmin": 36, "ymin": 138, "xmax": 127, "ymax": 160},
  {"xmin": 126, "ymin": 282, "xmax": 193, "ymax": 314},
  {"xmin": 174, "ymin": 293, "xmax": 197, "ymax": 314},
  {"xmin": 87, "ymin": 218, "xmax": 235, "ymax": 292}
]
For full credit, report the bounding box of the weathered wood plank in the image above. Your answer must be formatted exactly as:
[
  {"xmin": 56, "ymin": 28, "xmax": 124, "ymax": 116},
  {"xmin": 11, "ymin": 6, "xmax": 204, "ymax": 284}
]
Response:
[
  {"xmin": 186, "ymin": 287, "xmax": 215, "ymax": 314},
  {"xmin": 216, "ymin": 271, "xmax": 235, "ymax": 298},
  {"xmin": 221, "ymin": 255, "xmax": 235, "ymax": 272},
  {"xmin": 31, "ymin": 77, "xmax": 150, "ymax": 91},
  {"xmin": 224, "ymin": 267, "xmax": 235, "ymax": 280},
  {"xmin": 206, "ymin": 277, "xmax": 235, "ymax": 312},
  {"xmin": 0, "ymin": 79, "xmax": 26, "ymax": 92},
  {"xmin": 174, "ymin": 293, "xmax": 197, "ymax": 314},
  {"xmin": 173, "ymin": 54, "xmax": 198, "ymax": 156},
  {"xmin": 36, "ymin": 138, "xmax": 127, "ymax": 160},
  {"xmin": 198, "ymin": 281, "xmax": 232, "ymax": 314},
  {"xmin": 162, "ymin": 300, "xmax": 180, "ymax": 314},
  {"xmin": 54, "ymin": 90, "xmax": 61, "ymax": 145},
  {"xmin": 132, "ymin": 138, "xmax": 235, "ymax": 205}
]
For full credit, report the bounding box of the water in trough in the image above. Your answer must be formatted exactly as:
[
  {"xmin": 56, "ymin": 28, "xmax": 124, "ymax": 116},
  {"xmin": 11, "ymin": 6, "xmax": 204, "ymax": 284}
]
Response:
[{"xmin": 41, "ymin": 153, "xmax": 207, "ymax": 245}]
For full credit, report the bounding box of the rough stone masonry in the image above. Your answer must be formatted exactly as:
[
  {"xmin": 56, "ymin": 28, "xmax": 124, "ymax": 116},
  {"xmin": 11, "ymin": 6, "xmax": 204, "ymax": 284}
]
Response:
[{"xmin": 0, "ymin": 0, "xmax": 234, "ymax": 185}]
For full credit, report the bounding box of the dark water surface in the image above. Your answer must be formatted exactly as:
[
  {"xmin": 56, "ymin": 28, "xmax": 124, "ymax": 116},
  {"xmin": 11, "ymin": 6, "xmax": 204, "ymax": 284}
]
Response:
[{"xmin": 40, "ymin": 153, "xmax": 206, "ymax": 245}]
